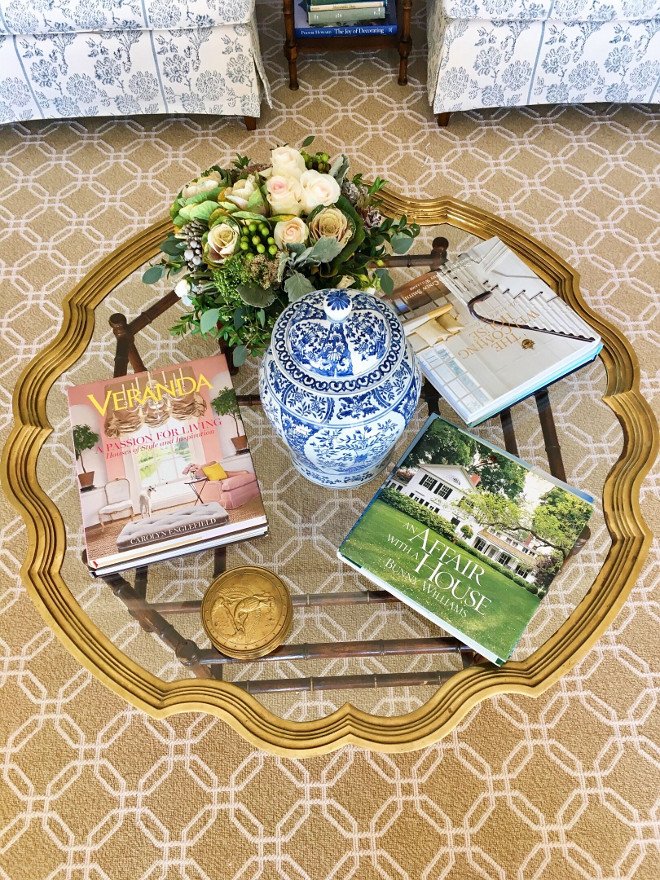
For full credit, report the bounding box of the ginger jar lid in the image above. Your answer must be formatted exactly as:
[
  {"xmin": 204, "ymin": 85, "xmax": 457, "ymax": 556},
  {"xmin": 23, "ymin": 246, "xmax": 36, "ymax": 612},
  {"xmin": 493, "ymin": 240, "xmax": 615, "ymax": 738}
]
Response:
[{"xmin": 274, "ymin": 288, "xmax": 405, "ymax": 390}]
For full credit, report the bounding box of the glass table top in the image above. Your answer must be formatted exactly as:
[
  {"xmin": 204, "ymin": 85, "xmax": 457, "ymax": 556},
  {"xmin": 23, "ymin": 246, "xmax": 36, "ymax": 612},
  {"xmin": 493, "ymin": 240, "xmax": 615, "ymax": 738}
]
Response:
[{"xmin": 10, "ymin": 195, "xmax": 653, "ymax": 755}]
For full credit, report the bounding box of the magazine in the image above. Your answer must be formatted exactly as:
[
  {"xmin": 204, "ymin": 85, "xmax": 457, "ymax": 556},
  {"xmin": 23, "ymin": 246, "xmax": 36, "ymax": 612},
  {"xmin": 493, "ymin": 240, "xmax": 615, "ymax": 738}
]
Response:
[
  {"xmin": 386, "ymin": 237, "xmax": 602, "ymax": 426},
  {"xmin": 338, "ymin": 414, "xmax": 593, "ymax": 666},
  {"xmin": 67, "ymin": 354, "xmax": 268, "ymax": 576}
]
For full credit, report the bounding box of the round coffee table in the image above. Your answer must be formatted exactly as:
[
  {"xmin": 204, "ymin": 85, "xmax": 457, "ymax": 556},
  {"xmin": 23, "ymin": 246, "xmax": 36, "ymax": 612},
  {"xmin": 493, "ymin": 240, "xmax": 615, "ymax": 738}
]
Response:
[{"xmin": 3, "ymin": 195, "xmax": 656, "ymax": 756}]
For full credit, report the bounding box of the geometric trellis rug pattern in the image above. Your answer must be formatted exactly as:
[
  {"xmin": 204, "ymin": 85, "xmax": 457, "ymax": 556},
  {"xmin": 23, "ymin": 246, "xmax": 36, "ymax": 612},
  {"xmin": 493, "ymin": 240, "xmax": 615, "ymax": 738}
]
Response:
[{"xmin": 1, "ymin": 3, "xmax": 658, "ymax": 878}]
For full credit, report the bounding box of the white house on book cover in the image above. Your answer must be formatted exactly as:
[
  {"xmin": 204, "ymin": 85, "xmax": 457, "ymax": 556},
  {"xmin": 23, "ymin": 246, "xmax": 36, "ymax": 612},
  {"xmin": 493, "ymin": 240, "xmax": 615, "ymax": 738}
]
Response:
[
  {"xmin": 67, "ymin": 353, "xmax": 267, "ymax": 575},
  {"xmin": 387, "ymin": 463, "xmax": 551, "ymax": 583}
]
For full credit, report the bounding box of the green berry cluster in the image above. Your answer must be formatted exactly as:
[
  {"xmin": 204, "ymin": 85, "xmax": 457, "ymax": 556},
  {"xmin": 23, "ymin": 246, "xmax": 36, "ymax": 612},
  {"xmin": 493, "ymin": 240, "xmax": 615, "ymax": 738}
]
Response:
[
  {"xmin": 302, "ymin": 150, "xmax": 331, "ymax": 173},
  {"xmin": 239, "ymin": 220, "xmax": 278, "ymax": 261}
]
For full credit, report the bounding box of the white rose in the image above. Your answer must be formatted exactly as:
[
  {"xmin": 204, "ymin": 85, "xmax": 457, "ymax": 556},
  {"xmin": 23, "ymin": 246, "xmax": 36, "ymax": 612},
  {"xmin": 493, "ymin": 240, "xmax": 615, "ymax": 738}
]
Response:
[
  {"xmin": 274, "ymin": 217, "xmax": 309, "ymax": 249},
  {"xmin": 299, "ymin": 169, "xmax": 341, "ymax": 213},
  {"xmin": 206, "ymin": 222, "xmax": 239, "ymax": 265},
  {"xmin": 270, "ymin": 146, "xmax": 306, "ymax": 180},
  {"xmin": 174, "ymin": 278, "xmax": 193, "ymax": 306},
  {"xmin": 180, "ymin": 171, "xmax": 223, "ymax": 200},
  {"xmin": 266, "ymin": 175, "xmax": 303, "ymax": 216},
  {"xmin": 226, "ymin": 176, "xmax": 258, "ymax": 210}
]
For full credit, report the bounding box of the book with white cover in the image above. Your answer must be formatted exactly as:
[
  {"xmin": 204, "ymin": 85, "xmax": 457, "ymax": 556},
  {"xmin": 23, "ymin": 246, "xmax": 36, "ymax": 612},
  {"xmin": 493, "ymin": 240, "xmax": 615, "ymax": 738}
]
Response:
[{"xmin": 386, "ymin": 237, "xmax": 602, "ymax": 426}]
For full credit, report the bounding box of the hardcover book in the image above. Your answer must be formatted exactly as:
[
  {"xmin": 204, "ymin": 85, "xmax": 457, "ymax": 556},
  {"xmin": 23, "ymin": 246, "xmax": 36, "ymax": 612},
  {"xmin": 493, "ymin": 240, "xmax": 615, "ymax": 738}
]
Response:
[
  {"xmin": 308, "ymin": 0, "xmax": 385, "ymax": 7},
  {"xmin": 338, "ymin": 415, "xmax": 593, "ymax": 666},
  {"xmin": 386, "ymin": 237, "xmax": 602, "ymax": 426},
  {"xmin": 294, "ymin": 0, "xmax": 397, "ymax": 36},
  {"xmin": 67, "ymin": 354, "xmax": 268, "ymax": 576},
  {"xmin": 308, "ymin": 5, "xmax": 386, "ymax": 24}
]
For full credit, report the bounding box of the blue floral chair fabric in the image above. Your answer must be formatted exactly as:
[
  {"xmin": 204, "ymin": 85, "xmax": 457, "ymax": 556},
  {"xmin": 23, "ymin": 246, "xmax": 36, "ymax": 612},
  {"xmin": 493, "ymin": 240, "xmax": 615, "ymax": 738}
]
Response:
[
  {"xmin": 0, "ymin": 0, "xmax": 271, "ymax": 123},
  {"xmin": 427, "ymin": 0, "xmax": 660, "ymax": 118}
]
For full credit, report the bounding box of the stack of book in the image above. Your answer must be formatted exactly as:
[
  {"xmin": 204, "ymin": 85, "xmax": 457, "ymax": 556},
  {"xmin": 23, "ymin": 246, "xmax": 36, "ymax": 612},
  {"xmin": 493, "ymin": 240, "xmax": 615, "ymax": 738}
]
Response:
[
  {"xmin": 68, "ymin": 353, "xmax": 268, "ymax": 576},
  {"xmin": 294, "ymin": 0, "xmax": 398, "ymax": 37}
]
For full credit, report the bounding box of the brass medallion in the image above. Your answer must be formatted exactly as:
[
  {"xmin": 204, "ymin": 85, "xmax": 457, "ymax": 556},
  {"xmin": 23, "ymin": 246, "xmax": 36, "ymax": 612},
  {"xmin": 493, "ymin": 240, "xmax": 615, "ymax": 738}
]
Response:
[{"xmin": 201, "ymin": 566, "xmax": 293, "ymax": 659}]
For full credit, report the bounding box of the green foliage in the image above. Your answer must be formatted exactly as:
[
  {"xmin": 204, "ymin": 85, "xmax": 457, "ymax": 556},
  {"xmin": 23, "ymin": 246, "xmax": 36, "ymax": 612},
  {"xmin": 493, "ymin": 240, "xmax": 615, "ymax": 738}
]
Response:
[
  {"xmin": 145, "ymin": 140, "xmax": 421, "ymax": 364},
  {"xmin": 72, "ymin": 424, "xmax": 99, "ymax": 472},
  {"xmin": 460, "ymin": 524, "xmax": 473, "ymax": 539},
  {"xmin": 402, "ymin": 417, "xmax": 475, "ymax": 469},
  {"xmin": 473, "ymin": 450, "xmax": 526, "ymax": 500},
  {"xmin": 532, "ymin": 552, "xmax": 563, "ymax": 592},
  {"xmin": 533, "ymin": 487, "xmax": 592, "ymax": 554},
  {"xmin": 380, "ymin": 487, "xmax": 456, "ymax": 541}
]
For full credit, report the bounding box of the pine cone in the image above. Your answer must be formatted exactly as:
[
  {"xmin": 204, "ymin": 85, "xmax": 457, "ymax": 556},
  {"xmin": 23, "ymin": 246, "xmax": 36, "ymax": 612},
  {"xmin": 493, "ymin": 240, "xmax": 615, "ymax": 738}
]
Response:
[
  {"xmin": 178, "ymin": 219, "xmax": 206, "ymax": 271},
  {"xmin": 341, "ymin": 180, "xmax": 360, "ymax": 206},
  {"xmin": 361, "ymin": 206, "xmax": 384, "ymax": 231}
]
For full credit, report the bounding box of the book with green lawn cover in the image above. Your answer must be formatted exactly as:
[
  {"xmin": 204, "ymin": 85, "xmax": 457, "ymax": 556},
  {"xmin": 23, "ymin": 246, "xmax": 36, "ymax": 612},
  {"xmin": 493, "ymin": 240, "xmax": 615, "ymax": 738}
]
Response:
[{"xmin": 338, "ymin": 415, "xmax": 593, "ymax": 665}]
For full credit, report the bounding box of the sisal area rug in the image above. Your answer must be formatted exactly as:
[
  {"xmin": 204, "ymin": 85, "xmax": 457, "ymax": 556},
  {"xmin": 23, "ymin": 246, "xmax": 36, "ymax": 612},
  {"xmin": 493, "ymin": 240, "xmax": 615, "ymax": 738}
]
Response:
[{"xmin": 1, "ymin": 3, "xmax": 658, "ymax": 878}]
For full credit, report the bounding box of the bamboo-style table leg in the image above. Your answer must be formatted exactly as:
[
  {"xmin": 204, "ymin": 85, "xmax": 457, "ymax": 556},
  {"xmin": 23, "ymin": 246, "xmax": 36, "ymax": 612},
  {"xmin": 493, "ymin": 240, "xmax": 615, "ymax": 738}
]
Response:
[
  {"xmin": 283, "ymin": 0, "xmax": 299, "ymax": 90},
  {"xmin": 398, "ymin": 0, "xmax": 413, "ymax": 85}
]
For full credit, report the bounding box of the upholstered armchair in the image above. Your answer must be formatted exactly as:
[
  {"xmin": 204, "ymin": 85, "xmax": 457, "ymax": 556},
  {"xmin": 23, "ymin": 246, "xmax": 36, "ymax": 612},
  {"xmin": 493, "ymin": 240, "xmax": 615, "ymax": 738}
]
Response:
[
  {"xmin": 98, "ymin": 478, "xmax": 134, "ymax": 529},
  {"xmin": 427, "ymin": 0, "xmax": 660, "ymax": 125},
  {"xmin": 196, "ymin": 461, "xmax": 260, "ymax": 511},
  {"xmin": 0, "ymin": 0, "xmax": 271, "ymax": 127}
]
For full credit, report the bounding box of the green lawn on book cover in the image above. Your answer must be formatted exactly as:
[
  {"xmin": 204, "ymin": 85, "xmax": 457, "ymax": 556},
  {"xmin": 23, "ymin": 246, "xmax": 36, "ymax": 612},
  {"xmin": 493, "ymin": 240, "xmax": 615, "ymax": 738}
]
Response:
[{"xmin": 341, "ymin": 500, "xmax": 541, "ymax": 660}]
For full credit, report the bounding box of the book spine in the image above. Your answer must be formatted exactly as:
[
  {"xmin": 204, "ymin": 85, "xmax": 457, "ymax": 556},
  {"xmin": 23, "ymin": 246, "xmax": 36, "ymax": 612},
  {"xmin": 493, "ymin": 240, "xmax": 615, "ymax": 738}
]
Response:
[
  {"xmin": 295, "ymin": 22, "xmax": 397, "ymax": 36},
  {"xmin": 307, "ymin": 7, "xmax": 386, "ymax": 23},
  {"xmin": 308, "ymin": 0, "xmax": 385, "ymax": 8}
]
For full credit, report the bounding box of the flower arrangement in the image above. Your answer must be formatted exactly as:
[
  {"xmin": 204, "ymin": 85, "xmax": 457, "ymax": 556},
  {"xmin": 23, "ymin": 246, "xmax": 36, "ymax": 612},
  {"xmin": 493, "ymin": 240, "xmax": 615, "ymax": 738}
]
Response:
[{"xmin": 143, "ymin": 138, "xmax": 420, "ymax": 365}]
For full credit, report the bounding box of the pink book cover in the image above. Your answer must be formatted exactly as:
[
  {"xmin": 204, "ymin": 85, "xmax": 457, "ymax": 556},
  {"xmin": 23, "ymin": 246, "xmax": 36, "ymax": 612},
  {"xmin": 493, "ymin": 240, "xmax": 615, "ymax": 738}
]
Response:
[{"xmin": 67, "ymin": 353, "xmax": 268, "ymax": 576}]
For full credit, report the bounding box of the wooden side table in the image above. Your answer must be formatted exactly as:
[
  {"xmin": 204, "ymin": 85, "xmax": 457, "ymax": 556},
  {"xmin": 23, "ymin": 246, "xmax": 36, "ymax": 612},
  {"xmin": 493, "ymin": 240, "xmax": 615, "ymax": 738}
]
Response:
[{"xmin": 283, "ymin": 0, "xmax": 413, "ymax": 89}]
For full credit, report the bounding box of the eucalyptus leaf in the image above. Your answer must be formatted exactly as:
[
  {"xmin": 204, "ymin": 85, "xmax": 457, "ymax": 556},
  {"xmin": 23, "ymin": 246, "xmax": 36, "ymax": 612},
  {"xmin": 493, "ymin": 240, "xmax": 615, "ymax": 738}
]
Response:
[
  {"xmin": 200, "ymin": 308, "xmax": 220, "ymax": 334},
  {"xmin": 377, "ymin": 269, "xmax": 394, "ymax": 296},
  {"xmin": 159, "ymin": 238, "xmax": 185, "ymax": 256},
  {"xmin": 232, "ymin": 345, "xmax": 248, "ymax": 367},
  {"xmin": 234, "ymin": 307, "xmax": 246, "ymax": 329},
  {"xmin": 257, "ymin": 309, "xmax": 266, "ymax": 327},
  {"xmin": 285, "ymin": 272, "xmax": 315, "ymax": 301},
  {"xmin": 391, "ymin": 233, "xmax": 415, "ymax": 254},
  {"xmin": 142, "ymin": 265, "xmax": 165, "ymax": 284},
  {"xmin": 237, "ymin": 284, "xmax": 276, "ymax": 308}
]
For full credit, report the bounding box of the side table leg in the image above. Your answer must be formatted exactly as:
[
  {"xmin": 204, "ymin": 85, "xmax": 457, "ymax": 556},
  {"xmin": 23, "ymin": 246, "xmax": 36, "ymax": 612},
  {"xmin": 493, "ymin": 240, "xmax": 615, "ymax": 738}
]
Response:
[
  {"xmin": 283, "ymin": 0, "xmax": 300, "ymax": 90},
  {"xmin": 397, "ymin": 0, "xmax": 413, "ymax": 85}
]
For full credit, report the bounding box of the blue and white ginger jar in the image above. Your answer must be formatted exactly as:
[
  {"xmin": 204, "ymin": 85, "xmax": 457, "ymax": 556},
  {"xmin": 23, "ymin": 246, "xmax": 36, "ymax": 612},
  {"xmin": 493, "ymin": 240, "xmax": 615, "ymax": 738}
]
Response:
[{"xmin": 259, "ymin": 288, "xmax": 422, "ymax": 488}]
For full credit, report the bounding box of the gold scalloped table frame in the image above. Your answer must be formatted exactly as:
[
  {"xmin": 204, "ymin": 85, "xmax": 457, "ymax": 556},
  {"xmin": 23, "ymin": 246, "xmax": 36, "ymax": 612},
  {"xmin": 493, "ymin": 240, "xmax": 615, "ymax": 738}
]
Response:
[{"xmin": 3, "ymin": 195, "xmax": 657, "ymax": 757}]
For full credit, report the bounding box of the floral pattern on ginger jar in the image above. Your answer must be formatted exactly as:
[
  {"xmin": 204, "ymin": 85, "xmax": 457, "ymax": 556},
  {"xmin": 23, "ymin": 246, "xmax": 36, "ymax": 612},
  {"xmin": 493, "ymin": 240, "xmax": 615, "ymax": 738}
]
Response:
[{"xmin": 258, "ymin": 288, "xmax": 422, "ymax": 488}]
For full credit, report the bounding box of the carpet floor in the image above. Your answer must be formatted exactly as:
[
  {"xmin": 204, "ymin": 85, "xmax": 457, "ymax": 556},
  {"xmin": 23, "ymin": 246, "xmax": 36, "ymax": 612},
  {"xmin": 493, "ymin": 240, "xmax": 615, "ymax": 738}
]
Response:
[{"xmin": 0, "ymin": 2, "xmax": 658, "ymax": 878}]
